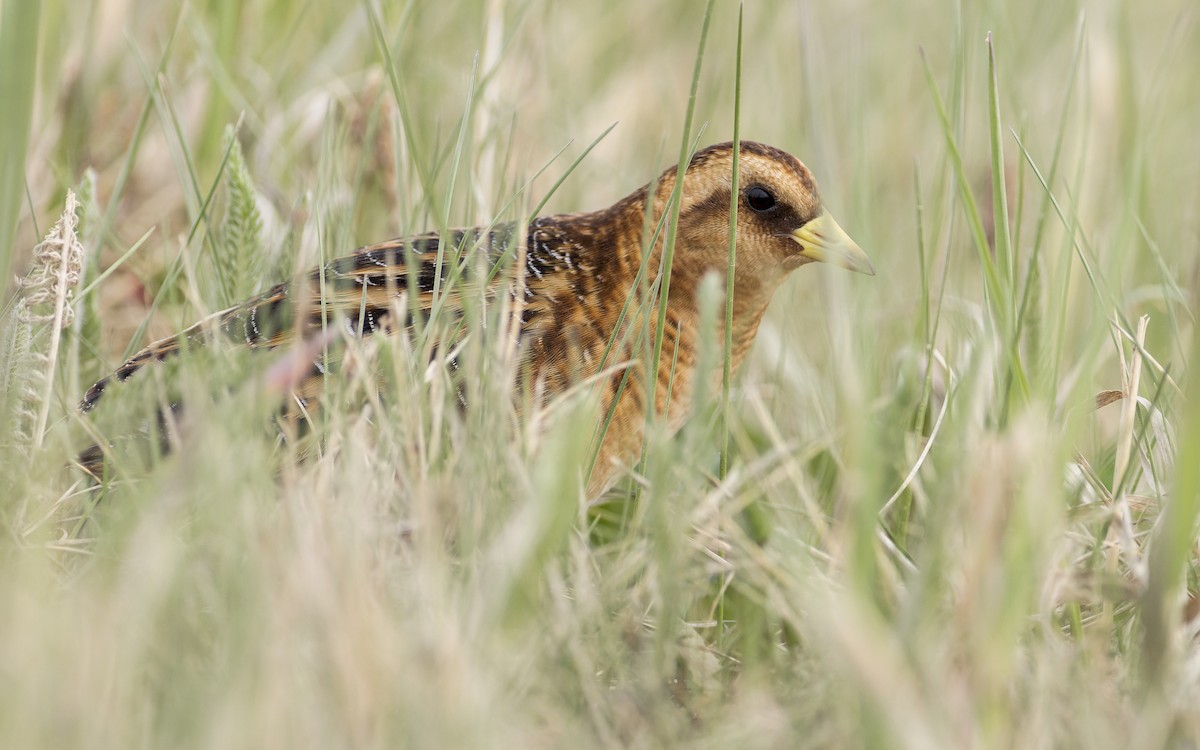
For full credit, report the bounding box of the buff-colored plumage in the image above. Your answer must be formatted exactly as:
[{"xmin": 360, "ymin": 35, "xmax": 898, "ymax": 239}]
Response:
[{"xmin": 80, "ymin": 141, "xmax": 873, "ymax": 494}]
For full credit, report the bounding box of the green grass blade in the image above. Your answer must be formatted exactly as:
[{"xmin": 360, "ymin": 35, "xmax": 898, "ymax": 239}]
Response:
[
  {"xmin": 720, "ymin": 4, "xmax": 743, "ymax": 482},
  {"xmin": 364, "ymin": 0, "xmax": 436, "ymax": 219},
  {"xmin": 1145, "ymin": 350, "xmax": 1200, "ymax": 683},
  {"xmin": 526, "ymin": 123, "xmax": 619, "ymax": 223},
  {"xmin": 645, "ymin": 0, "xmax": 716, "ymax": 446},
  {"xmin": 0, "ymin": 0, "xmax": 41, "ymax": 294},
  {"xmin": 1014, "ymin": 17, "xmax": 1084, "ymax": 393},
  {"xmin": 986, "ymin": 33, "xmax": 1013, "ymax": 290},
  {"xmin": 920, "ymin": 49, "xmax": 1008, "ymax": 329}
]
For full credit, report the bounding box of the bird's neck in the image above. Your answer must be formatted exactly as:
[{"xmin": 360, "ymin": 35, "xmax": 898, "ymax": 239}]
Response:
[
  {"xmin": 570, "ymin": 194, "xmax": 784, "ymax": 375},
  {"xmin": 527, "ymin": 195, "xmax": 782, "ymax": 383},
  {"xmin": 668, "ymin": 269, "xmax": 778, "ymax": 369}
]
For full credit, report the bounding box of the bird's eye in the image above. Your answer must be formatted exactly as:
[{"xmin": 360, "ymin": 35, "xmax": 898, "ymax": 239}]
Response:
[{"xmin": 746, "ymin": 186, "xmax": 776, "ymax": 212}]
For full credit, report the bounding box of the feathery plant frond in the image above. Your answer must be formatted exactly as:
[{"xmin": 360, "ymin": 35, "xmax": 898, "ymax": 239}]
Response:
[
  {"xmin": 0, "ymin": 314, "xmax": 36, "ymax": 454},
  {"xmin": 16, "ymin": 190, "xmax": 85, "ymax": 450},
  {"xmin": 0, "ymin": 310, "xmax": 36, "ymax": 534},
  {"xmin": 214, "ymin": 124, "xmax": 264, "ymax": 307}
]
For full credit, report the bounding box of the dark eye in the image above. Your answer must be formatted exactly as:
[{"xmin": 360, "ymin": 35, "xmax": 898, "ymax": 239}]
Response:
[{"xmin": 746, "ymin": 186, "xmax": 776, "ymax": 212}]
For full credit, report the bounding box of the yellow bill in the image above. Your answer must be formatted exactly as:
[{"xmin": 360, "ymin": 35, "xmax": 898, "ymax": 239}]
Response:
[{"xmin": 790, "ymin": 211, "xmax": 875, "ymax": 276}]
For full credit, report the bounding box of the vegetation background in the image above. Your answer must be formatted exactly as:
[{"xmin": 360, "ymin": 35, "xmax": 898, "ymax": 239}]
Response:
[{"xmin": 1, "ymin": 0, "xmax": 1198, "ymax": 747}]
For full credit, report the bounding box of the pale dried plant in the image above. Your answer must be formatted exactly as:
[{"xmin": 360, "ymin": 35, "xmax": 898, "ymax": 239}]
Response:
[
  {"xmin": 16, "ymin": 190, "xmax": 84, "ymax": 448},
  {"xmin": 0, "ymin": 315, "xmax": 36, "ymax": 452}
]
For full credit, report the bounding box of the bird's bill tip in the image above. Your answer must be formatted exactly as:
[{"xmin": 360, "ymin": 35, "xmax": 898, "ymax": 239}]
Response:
[{"xmin": 790, "ymin": 212, "xmax": 875, "ymax": 276}]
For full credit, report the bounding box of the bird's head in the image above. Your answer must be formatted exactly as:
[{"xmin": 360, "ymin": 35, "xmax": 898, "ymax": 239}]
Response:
[{"xmin": 654, "ymin": 141, "xmax": 874, "ymax": 284}]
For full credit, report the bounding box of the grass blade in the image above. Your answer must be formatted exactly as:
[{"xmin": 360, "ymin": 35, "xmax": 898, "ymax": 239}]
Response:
[
  {"xmin": 645, "ymin": 0, "xmax": 716, "ymax": 453},
  {"xmin": 720, "ymin": 4, "xmax": 743, "ymax": 482},
  {"xmin": 0, "ymin": 0, "xmax": 41, "ymax": 294}
]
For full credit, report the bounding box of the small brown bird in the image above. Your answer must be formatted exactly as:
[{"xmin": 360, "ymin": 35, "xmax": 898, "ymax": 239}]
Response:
[{"xmin": 80, "ymin": 141, "xmax": 873, "ymax": 494}]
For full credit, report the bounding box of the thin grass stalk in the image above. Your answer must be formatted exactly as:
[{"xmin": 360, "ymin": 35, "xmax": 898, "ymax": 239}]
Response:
[
  {"xmin": 1026, "ymin": 18, "xmax": 1085, "ymax": 258},
  {"xmin": 720, "ymin": 4, "xmax": 744, "ymax": 482},
  {"xmin": 645, "ymin": 0, "xmax": 717, "ymax": 439},
  {"xmin": 986, "ymin": 34, "xmax": 1013, "ymax": 288},
  {"xmin": 1144, "ymin": 325, "xmax": 1200, "ymax": 685},
  {"xmin": 526, "ymin": 124, "xmax": 619, "ymax": 222},
  {"xmin": 912, "ymin": 162, "xmax": 932, "ymax": 432},
  {"xmin": 1113, "ymin": 316, "xmax": 1148, "ymax": 494},
  {"xmin": 914, "ymin": 163, "xmax": 956, "ymax": 443},
  {"xmin": 128, "ymin": 29, "xmax": 213, "ymax": 240},
  {"xmin": 986, "ymin": 33, "xmax": 1032, "ymax": 423},
  {"xmin": 116, "ymin": 127, "xmax": 238, "ymax": 361},
  {"xmin": 364, "ymin": 0, "xmax": 438, "ymax": 222},
  {"xmin": 95, "ymin": 68, "xmax": 162, "ymax": 266},
  {"xmin": 920, "ymin": 50, "xmax": 1009, "ymax": 335},
  {"xmin": 0, "ymin": 0, "xmax": 40, "ymax": 291},
  {"xmin": 430, "ymin": 55, "xmax": 478, "ymax": 307}
]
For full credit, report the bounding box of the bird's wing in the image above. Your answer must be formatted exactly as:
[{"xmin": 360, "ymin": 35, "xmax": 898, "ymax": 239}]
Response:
[{"xmin": 80, "ymin": 226, "xmax": 520, "ymax": 412}]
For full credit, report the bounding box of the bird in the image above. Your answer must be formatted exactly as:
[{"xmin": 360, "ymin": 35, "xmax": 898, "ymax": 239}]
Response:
[{"xmin": 78, "ymin": 140, "xmax": 874, "ymax": 495}]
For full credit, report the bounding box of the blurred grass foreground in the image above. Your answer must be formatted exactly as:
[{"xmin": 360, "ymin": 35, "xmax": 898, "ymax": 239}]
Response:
[{"xmin": 2, "ymin": 1, "xmax": 1199, "ymax": 747}]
